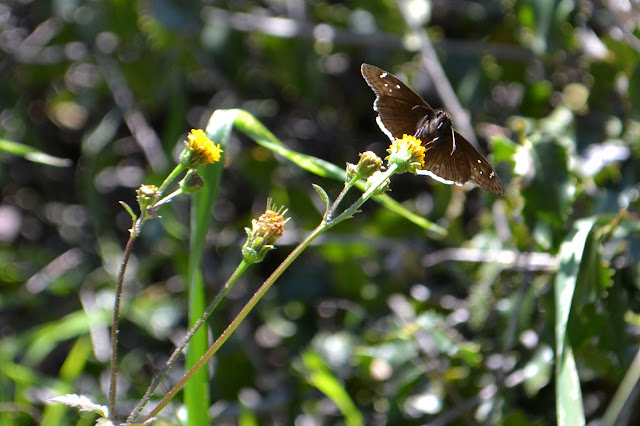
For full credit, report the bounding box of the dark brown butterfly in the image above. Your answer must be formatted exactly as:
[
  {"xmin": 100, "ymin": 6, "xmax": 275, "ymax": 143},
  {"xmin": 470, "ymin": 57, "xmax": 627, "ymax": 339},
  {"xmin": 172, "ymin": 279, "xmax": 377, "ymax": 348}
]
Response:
[{"xmin": 361, "ymin": 63, "xmax": 504, "ymax": 196}]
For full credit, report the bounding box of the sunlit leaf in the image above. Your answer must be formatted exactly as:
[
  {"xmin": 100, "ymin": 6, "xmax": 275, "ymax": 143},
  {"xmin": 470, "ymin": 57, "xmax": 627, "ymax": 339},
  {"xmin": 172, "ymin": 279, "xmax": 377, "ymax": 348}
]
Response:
[{"xmin": 0, "ymin": 138, "xmax": 71, "ymax": 167}]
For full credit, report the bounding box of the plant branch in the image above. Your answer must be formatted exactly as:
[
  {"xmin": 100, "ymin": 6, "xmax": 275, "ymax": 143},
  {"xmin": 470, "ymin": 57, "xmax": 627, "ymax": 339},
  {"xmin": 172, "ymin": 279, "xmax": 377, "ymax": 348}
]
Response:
[
  {"xmin": 108, "ymin": 235, "xmax": 136, "ymax": 419},
  {"xmin": 156, "ymin": 164, "xmax": 187, "ymax": 200},
  {"xmin": 142, "ymin": 165, "xmax": 399, "ymax": 421},
  {"xmin": 126, "ymin": 259, "xmax": 252, "ymax": 423},
  {"xmin": 143, "ymin": 224, "xmax": 326, "ymax": 421}
]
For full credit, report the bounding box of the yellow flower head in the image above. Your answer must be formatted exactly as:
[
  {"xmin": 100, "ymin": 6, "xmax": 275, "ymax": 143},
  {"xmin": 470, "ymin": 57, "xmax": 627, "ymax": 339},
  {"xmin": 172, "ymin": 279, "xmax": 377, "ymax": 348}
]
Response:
[
  {"xmin": 242, "ymin": 200, "xmax": 289, "ymax": 264},
  {"xmin": 179, "ymin": 129, "xmax": 223, "ymax": 168},
  {"xmin": 385, "ymin": 134, "xmax": 426, "ymax": 174}
]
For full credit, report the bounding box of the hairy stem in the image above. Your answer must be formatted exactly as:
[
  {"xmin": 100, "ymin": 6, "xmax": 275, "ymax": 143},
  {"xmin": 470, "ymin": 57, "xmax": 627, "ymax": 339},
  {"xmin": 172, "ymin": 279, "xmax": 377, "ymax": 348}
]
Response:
[
  {"xmin": 108, "ymin": 235, "xmax": 136, "ymax": 419},
  {"xmin": 142, "ymin": 165, "xmax": 398, "ymax": 421},
  {"xmin": 143, "ymin": 224, "xmax": 326, "ymax": 421},
  {"xmin": 127, "ymin": 260, "xmax": 251, "ymax": 423}
]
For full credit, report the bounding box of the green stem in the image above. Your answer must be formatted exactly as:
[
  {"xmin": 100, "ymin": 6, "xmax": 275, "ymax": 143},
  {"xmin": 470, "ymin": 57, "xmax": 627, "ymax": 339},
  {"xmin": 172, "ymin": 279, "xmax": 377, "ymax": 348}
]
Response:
[
  {"xmin": 126, "ymin": 260, "xmax": 251, "ymax": 423},
  {"xmin": 327, "ymin": 174, "xmax": 360, "ymax": 219},
  {"xmin": 131, "ymin": 164, "xmax": 188, "ymax": 238},
  {"xmin": 108, "ymin": 234, "xmax": 137, "ymax": 419},
  {"xmin": 601, "ymin": 345, "xmax": 640, "ymax": 426},
  {"xmin": 157, "ymin": 163, "xmax": 187, "ymax": 199},
  {"xmin": 153, "ymin": 188, "xmax": 182, "ymax": 210},
  {"xmin": 331, "ymin": 164, "xmax": 397, "ymax": 224},
  {"xmin": 230, "ymin": 109, "xmax": 445, "ymax": 236},
  {"xmin": 131, "ymin": 215, "xmax": 145, "ymax": 238},
  {"xmin": 142, "ymin": 165, "xmax": 398, "ymax": 422},
  {"xmin": 143, "ymin": 224, "xmax": 326, "ymax": 422}
]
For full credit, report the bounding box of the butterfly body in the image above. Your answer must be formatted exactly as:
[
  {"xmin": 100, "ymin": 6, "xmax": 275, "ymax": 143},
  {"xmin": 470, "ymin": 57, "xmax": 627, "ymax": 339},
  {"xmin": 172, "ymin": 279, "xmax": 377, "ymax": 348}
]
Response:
[{"xmin": 361, "ymin": 63, "xmax": 504, "ymax": 196}]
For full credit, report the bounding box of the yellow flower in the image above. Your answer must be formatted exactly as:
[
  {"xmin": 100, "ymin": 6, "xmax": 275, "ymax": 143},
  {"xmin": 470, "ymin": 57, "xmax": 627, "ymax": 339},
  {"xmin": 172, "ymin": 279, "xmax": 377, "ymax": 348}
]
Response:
[
  {"xmin": 385, "ymin": 134, "xmax": 426, "ymax": 174},
  {"xmin": 179, "ymin": 129, "xmax": 223, "ymax": 168},
  {"xmin": 242, "ymin": 200, "xmax": 289, "ymax": 264}
]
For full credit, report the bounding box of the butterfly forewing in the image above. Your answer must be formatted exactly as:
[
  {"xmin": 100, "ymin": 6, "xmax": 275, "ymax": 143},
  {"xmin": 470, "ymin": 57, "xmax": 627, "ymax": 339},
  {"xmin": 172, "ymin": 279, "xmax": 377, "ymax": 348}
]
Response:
[
  {"xmin": 361, "ymin": 63, "xmax": 504, "ymax": 196},
  {"xmin": 361, "ymin": 64, "xmax": 434, "ymax": 139}
]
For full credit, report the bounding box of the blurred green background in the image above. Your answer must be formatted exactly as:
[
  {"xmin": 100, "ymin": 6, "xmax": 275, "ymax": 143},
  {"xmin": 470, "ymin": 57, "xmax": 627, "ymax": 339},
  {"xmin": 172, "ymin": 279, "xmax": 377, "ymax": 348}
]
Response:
[{"xmin": 2, "ymin": 0, "xmax": 640, "ymax": 424}]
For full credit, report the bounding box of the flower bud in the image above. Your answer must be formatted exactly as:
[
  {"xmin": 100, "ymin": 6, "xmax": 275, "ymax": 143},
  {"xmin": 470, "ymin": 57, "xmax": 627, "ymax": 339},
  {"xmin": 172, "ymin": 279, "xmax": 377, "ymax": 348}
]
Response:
[
  {"xmin": 136, "ymin": 185, "xmax": 159, "ymax": 214},
  {"xmin": 242, "ymin": 200, "xmax": 289, "ymax": 264},
  {"xmin": 179, "ymin": 169, "xmax": 204, "ymax": 194},
  {"xmin": 355, "ymin": 151, "xmax": 383, "ymax": 179}
]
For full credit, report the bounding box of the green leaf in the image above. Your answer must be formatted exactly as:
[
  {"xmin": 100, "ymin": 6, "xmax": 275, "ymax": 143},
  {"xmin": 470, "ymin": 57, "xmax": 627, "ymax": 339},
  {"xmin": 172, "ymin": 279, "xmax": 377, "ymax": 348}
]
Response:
[
  {"xmin": 119, "ymin": 201, "xmax": 137, "ymax": 222},
  {"xmin": 23, "ymin": 309, "xmax": 109, "ymax": 366},
  {"xmin": 0, "ymin": 138, "xmax": 72, "ymax": 167},
  {"xmin": 181, "ymin": 110, "xmax": 234, "ymax": 425},
  {"xmin": 301, "ymin": 350, "xmax": 364, "ymax": 426},
  {"xmin": 312, "ymin": 183, "xmax": 331, "ymax": 213},
  {"xmin": 230, "ymin": 109, "xmax": 445, "ymax": 236},
  {"xmin": 554, "ymin": 217, "xmax": 599, "ymax": 426},
  {"xmin": 523, "ymin": 137, "xmax": 574, "ymax": 231},
  {"xmin": 234, "ymin": 109, "xmax": 345, "ymax": 179},
  {"xmin": 523, "ymin": 345, "xmax": 553, "ymax": 397}
]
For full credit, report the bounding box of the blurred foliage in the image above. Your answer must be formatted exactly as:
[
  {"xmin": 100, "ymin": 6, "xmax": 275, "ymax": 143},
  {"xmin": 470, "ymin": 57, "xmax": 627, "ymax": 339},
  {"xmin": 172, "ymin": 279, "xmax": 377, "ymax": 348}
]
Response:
[{"xmin": 2, "ymin": 0, "xmax": 640, "ymax": 424}]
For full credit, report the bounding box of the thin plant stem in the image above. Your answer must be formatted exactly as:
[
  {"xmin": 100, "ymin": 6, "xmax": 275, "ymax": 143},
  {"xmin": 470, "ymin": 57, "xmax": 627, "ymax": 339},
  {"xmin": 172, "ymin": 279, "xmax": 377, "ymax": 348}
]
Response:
[
  {"xmin": 332, "ymin": 164, "xmax": 397, "ymax": 224},
  {"xmin": 142, "ymin": 165, "xmax": 399, "ymax": 422},
  {"xmin": 110, "ymin": 163, "xmax": 188, "ymax": 420},
  {"xmin": 132, "ymin": 165, "xmax": 187, "ymax": 237},
  {"xmin": 108, "ymin": 234, "xmax": 137, "ymax": 419},
  {"xmin": 126, "ymin": 259, "xmax": 252, "ymax": 423},
  {"xmin": 152, "ymin": 188, "xmax": 182, "ymax": 210},
  {"xmin": 328, "ymin": 174, "xmax": 360, "ymax": 218},
  {"xmin": 143, "ymin": 224, "xmax": 326, "ymax": 422},
  {"xmin": 601, "ymin": 345, "xmax": 640, "ymax": 426},
  {"xmin": 157, "ymin": 164, "xmax": 187, "ymax": 199}
]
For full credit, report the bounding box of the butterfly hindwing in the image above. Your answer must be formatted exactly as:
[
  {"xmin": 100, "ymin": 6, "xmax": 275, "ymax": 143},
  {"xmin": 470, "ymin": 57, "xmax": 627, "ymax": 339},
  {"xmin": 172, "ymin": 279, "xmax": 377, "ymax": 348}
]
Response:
[{"xmin": 420, "ymin": 131, "xmax": 503, "ymax": 196}]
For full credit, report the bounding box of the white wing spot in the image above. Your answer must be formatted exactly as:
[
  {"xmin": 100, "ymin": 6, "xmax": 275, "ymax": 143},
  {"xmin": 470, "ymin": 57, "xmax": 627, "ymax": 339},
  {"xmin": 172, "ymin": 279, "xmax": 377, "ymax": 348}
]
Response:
[
  {"xmin": 490, "ymin": 172, "xmax": 495, "ymax": 178},
  {"xmin": 477, "ymin": 159, "xmax": 482, "ymax": 164},
  {"xmin": 396, "ymin": 84, "xmax": 401, "ymax": 89},
  {"xmin": 381, "ymin": 72, "xmax": 388, "ymax": 78}
]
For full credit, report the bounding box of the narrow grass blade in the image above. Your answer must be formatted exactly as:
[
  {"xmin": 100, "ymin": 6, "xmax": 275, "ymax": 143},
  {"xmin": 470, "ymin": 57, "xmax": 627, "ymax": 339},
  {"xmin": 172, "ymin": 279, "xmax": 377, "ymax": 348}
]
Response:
[
  {"xmin": 554, "ymin": 217, "xmax": 598, "ymax": 426},
  {"xmin": 229, "ymin": 109, "xmax": 445, "ymax": 236},
  {"xmin": 301, "ymin": 350, "xmax": 364, "ymax": 426},
  {"xmin": 0, "ymin": 138, "xmax": 71, "ymax": 167},
  {"xmin": 182, "ymin": 111, "xmax": 233, "ymax": 425}
]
